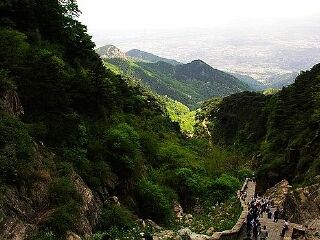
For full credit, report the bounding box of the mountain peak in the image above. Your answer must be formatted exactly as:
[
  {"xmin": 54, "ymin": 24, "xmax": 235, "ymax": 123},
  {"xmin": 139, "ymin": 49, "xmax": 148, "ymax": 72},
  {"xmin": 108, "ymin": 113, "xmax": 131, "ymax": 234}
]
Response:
[
  {"xmin": 190, "ymin": 59, "xmax": 206, "ymax": 65},
  {"xmin": 96, "ymin": 45, "xmax": 127, "ymax": 59}
]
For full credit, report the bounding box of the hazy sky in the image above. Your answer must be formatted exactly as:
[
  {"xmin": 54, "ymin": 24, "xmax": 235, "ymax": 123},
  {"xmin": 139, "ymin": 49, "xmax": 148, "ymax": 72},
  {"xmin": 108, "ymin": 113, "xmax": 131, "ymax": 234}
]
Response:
[
  {"xmin": 77, "ymin": 0, "xmax": 320, "ymax": 35},
  {"xmin": 76, "ymin": 0, "xmax": 320, "ymax": 80}
]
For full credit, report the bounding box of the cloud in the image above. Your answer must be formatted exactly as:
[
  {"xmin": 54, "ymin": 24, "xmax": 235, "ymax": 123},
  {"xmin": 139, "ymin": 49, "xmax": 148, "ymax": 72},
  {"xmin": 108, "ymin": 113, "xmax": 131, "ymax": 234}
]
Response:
[{"xmin": 77, "ymin": 0, "xmax": 320, "ymax": 34}]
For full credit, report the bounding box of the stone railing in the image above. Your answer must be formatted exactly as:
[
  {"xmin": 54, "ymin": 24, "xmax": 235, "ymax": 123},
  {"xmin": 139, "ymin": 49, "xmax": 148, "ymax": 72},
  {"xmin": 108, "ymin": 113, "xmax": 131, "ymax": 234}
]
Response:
[{"xmin": 211, "ymin": 178, "xmax": 254, "ymax": 240}]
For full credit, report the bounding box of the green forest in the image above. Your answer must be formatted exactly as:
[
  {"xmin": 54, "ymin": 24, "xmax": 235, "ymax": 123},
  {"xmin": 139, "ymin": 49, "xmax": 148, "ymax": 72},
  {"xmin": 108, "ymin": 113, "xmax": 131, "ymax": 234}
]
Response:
[
  {"xmin": 104, "ymin": 58, "xmax": 250, "ymax": 109},
  {"xmin": 0, "ymin": 0, "xmax": 319, "ymax": 239},
  {"xmin": 198, "ymin": 65, "xmax": 320, "ymax": 190},
  {"xmin": 0, "ymin": 1, "xmax": 251, "ymax": 239}
]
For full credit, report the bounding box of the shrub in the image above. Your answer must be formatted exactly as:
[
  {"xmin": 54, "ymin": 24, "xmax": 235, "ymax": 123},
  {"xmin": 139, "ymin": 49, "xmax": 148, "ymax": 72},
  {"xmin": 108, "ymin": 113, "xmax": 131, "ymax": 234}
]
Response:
[
  {"xmin": 49, "ymin": 177, "xmax": 82, "ymax": 206},
  {"xmin": 136, "ymin": 180, "xmax": 175, "ymax": 224},
  {"xmin": 208, "ymin": 174, "xmax": 241, "ymax": 202},
  {"xmin": 99, "ymin": 205, "xmax": 135, "ymax": 231},
  {"xmin": 0, "ymin": 113, "xmax": 34, "ymax": 183},
  {"xmin": 31, "ymin": 231, "xmax": 57, "ymax": 240},
  {"xmin": 44, "ymin": 203, "xmax": 80, "ymax": 237}
]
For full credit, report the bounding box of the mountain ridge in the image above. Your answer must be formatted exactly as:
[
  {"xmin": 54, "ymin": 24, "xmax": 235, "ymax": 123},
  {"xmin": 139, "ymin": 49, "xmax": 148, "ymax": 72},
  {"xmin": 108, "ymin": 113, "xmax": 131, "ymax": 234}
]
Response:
[
  {"xmin": 126, "ymin": 48, "xmax": 182, "ymax": 65},
  {"xmin": 104, "ymin": 57, "xmax": 252, "ymax": 109}
]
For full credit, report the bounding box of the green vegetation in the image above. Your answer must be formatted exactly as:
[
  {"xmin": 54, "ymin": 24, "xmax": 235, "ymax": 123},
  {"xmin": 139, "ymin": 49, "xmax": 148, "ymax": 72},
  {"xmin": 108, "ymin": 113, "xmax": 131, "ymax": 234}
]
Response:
[
  {"xmin": 161, "ymin": 97, "xmax": 196, "ymax": 134},
  {"xmin": 198, "ymin": 66, "xmax": 320, "ymax": 188},
  {"xmin": 0, "ymin": 1, "xmax": 249, "ymax": 239},
  {"xmin": 104, "ymin": 58, "xmax": 251, "ymax": 109}
]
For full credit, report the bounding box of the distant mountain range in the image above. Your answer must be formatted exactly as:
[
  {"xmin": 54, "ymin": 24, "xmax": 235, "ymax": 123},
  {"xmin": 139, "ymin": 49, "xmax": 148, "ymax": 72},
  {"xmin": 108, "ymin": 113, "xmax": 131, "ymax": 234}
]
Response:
[
  {"xmin": 96, "ymin": 45, "xmax": 181, "ymax": 65},
  {"xmin": 230, "ymin": 72, "xmax": 298, "ymax": 90},
  {"xmin": 127, "ymin": 49, "xmax": 182, "ymax": 66},
  {"xmin": 264, "ymin": 72, "xmax": 299, "ymax": 89},
  {"xmin": 112, "ymin": 58, "xmax": 250, "ymax": 109},
  {"xmin": 230, "ymin": 72, "xmax": 265, "ymax": 91},
  {"xmin": 96, "ymin": 45, "xmax": 298, "ymax": 107}
]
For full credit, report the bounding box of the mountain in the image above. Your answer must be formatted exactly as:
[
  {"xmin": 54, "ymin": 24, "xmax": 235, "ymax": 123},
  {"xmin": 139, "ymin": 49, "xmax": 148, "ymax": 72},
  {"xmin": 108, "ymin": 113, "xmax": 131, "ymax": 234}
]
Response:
[
  {"xmin": 0, "ymin": 1, "xmax": 247, "ymax": 239},
  {"xmin": 231, "ymin": 72, "xmax": 299, "ymax": 90},
  {"xmin": 126, "ymin": 48, "xmax": 182, "ymax": 65},
  {"xmin": 196, "ymin": 63, "xmax": 320, "ymax": 189},
  {"xmin": 264, "ymin": 71, "xmax": 299, "ymax": 89},
  {"xmin": 96, "ymin": 45, "xmax": 127, "ymax": 59},
  {"xmin": 231, "ymin": 72, "xmax": 266, "ymax": 90},
  {"xmin": 104, "ymin": 58, "xmax": 252, "ymax": 109}
]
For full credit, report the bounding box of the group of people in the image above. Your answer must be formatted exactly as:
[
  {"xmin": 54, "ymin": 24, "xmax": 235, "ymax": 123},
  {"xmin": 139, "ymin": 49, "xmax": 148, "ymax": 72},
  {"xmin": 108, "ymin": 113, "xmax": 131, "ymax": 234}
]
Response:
[
  {"xmin": 241, "ymin": 180, "xmax": 290, "ymax": 239},
  {"xmin": 245, "ymin": 196, "xmax": 271, "ymax": 239}
]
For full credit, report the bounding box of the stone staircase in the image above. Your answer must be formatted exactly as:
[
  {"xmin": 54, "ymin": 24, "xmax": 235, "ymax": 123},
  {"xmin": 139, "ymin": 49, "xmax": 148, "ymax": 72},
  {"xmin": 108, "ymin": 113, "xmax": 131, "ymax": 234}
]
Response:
[{"xmin": 211, "ymin": 178, "xmax": 306, "ymax": 240}]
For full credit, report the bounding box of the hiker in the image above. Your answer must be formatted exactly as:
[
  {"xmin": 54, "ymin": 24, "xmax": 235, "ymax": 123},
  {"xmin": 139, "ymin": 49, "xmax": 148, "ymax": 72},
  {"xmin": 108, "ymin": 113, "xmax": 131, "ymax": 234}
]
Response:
[
  {"xmin": 259, "ymin": 225, "xmax": 269, "ymax": 240},
  {"xmin": 273, "ymin": 208, "xmax": 280, "ymax": 222},
  {"xmin": 252, "ymin": 176, "xmax": 256, "ymax": 182},
  {"xmin": 246, "ymin": 211, "xmax": 253, "ymax": 236},
  {"xmin": 267, "ymin": 210, "xmax": 272, "ymax": 219},
  {"xmin": 242, "ymin": 191, "xmax": 247, "ymax": 201},
  {"xmin": 252, "ymin": 220, "xmax": 259, "ymax": 240},
  {"xmin": 280, "ymin": 219, "xmax": 289, "ymax": 237}
]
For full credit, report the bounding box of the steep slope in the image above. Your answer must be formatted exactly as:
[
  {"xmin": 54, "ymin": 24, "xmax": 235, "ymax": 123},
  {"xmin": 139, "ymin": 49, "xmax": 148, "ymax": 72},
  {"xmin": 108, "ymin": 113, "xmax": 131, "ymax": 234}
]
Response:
[
  {"xmin": 126, "ymin": 48, "xmax": 181, "ymax": 65},
  {"xmin": 231, "ymin": 72, "xmax": 266, "ymax": 90},
  {"xmin": 104, "ymin": 58, "xmax": 252, "ymax": 109},
  {"xmin": 96, "ymin": 44, "xmax": 127, "ymax": 59},
  {"xmin": 264, "ymin": 71, "xmax": 299, "ymax": 89},
  {"xmin": 0, "ymin": 1, "xmax": 247, "ymax": 239},
  {"xmin": 196, "ymin": 63, "xmax": 320, "ymax": 188}
]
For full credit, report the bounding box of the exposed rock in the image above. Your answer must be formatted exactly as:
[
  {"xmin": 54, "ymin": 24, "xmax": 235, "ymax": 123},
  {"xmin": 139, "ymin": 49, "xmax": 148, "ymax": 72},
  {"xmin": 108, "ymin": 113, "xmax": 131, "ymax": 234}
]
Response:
[
  {"xmin": 66, "ymin": 231, "xmax": 81, "ymax": 240},
  {"xmin": 264, "ymin": 179, "xmax": 291, "ymax": 211},
  {"xmin": 0, "ymin": 145, "xmax": 103, "ymax": 239},
  {"xmin": 146, "ymin": 219, "xmax": 162, "ymax": 230},
  {"xmin": 71, "ymin": 172, "xmax": 103, "ymax": 237},
  {"xmin": 1, "ymin": 89, "xmax": 24, "ymax": 117},
  {"xmin": 0, "ymin": 146, "xmax": 52, "ymax": 240},
  {"xmin": 95, "ymin": 45, "xmax": 127, "ymax": 59},
  {"xmin": 109, "ymin": 195, "xmax": 120, "ymax": 206},
  {"xmin": 184, "ymin": 214, "xmax": 193, "ymax": 224},
  {"xmin": 264, "ymin": 179, "xmax": 320, "ymax": 239},
  {"xmin": 173, "ymin": 201, "xmax": 184, "ymax": 221},
  {"xmin": 206, "ymin": 227, "xmax": 215, "ymax": 236},
  {"xmin": 178, "ymin": 228, "xmax": 213, "ymax": 240},
  {"xmin": 137, "ymin": 219, "xmax": 146, "ymax": 228},
  {"xmin": 153, "ymin": 230, "xmax": 178, "ymax": 240}
]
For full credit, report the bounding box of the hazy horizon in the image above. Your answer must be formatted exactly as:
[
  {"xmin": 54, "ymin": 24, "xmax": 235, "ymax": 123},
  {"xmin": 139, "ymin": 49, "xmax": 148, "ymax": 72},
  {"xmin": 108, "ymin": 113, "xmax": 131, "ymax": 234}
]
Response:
[{"xmin": 77, "ymin": 0, "xmax": 320, "ymax": 80}]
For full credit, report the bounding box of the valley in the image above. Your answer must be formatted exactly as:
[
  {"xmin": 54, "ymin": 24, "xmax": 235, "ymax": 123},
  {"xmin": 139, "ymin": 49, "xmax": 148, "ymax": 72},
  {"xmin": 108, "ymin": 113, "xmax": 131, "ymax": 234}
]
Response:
[{"xmin": 0, "ymin": 1, "xmax": 320, "ymax": 240}]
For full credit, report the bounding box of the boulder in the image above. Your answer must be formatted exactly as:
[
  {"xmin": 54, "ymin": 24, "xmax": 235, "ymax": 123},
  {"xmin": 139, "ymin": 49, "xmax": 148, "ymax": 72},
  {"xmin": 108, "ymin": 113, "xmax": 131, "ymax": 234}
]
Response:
[
  {"xmin": 66, "ymin": 231, "xmax": 81, "ymax": 240},
  {"xmin": 109, "ymin": 196, "xmax": 120, "ymax": 206},
  {"xmin": 153, "ymin": 230, "xmax": 177, "ymax": 239},
  {"xmin": 178, "ymin": 228, "xmax": 214, "ymax": 240},
  {"xmin": 173, "ymin": 201, "xmax": 184, "ymax": 220},
  {"xmin": 146, "ymin": 219, "xmax": 162, "ymax": 230}
]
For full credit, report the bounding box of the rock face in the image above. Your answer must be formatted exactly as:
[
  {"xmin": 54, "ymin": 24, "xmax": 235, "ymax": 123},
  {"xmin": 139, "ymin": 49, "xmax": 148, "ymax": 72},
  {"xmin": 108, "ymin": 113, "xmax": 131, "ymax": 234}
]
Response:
[
  {"xmin": 264, "ymin": 178, "xmax": 320, "ymax": 239},
  {"xmin": 264, "ymin": 179, "xmax": 291, "ymax": 212},
  {"xmin": 0, "ymin": 89, "xmax": 24, "ymax": 117},
  {"xmin": 71, "ymin": 172, "xmax": 103, "ymax": 237},
  {"xmin": 0, "ymin": 145, "xmax": 103, "ymax": 239},
  {"xmin": 95, "ymin": 45, "xmax": 127, "ymax": 59}
]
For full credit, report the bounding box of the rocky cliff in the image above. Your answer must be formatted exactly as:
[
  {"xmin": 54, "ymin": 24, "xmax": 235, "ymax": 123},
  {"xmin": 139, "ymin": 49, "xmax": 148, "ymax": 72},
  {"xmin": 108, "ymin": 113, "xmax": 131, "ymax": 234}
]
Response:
[
  {"xmin": 264, "ymin": 179, "xmax": 320, "ymax": 239},
  {"xmin": 0, "ymin": 144, "xmax": 103, "ymax": 240}
]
